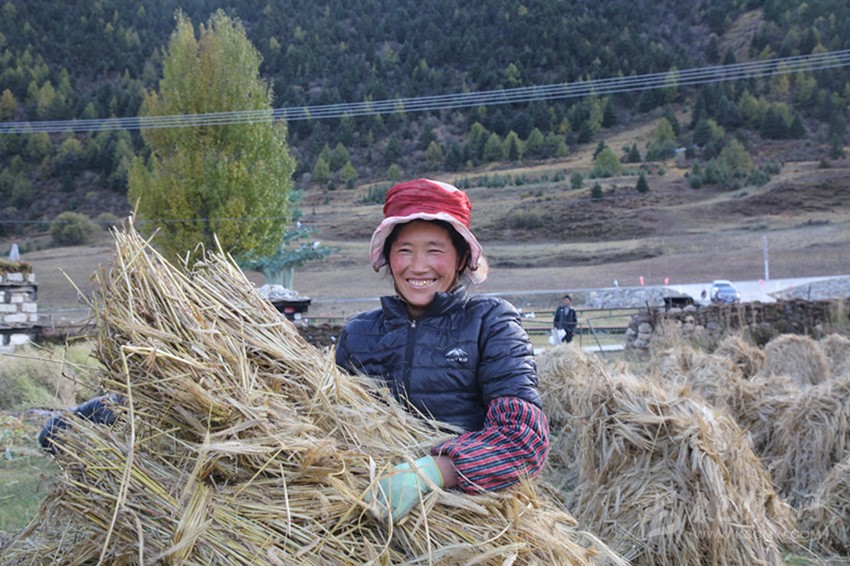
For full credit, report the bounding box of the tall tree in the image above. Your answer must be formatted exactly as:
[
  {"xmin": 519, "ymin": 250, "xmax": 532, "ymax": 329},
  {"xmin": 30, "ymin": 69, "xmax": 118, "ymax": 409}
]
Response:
[{"xmin": 128, "ymin": 10, "xmax": 295, "ymax": 261}]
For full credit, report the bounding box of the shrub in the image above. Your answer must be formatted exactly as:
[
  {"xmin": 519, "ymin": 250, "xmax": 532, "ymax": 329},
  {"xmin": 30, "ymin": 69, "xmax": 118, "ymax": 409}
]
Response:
[
  {"xmin": 95, "ymin": 212, "xmax": 120, "ymax": 230},
  {"xmin": 746, "ymin": 169, "xmax": 771, "ymax": 186},
  {"xmin": 49, "ymin": 211, "xmax": 99, "ymax": 246},
  {"xmin": 506, "ymin": 210, "xmax": 544, "ymax": 229},
  {"xmin": 764, "ymin": 161, "xmax": 782, "ymax": 175},
  {"xmin": 590, "ymin": 182, "xmax": 604, "ymax": 200},
  {"xmin": 689, "ymin": 174, "xmax": 703, "ymax": 189},
  {"xmin": 570, "ymin": 172, "xmax": 584, "ymax": 189},
  {"xmin": 362, "ymin": 184, "xmax": 389, "ymax": 204}
]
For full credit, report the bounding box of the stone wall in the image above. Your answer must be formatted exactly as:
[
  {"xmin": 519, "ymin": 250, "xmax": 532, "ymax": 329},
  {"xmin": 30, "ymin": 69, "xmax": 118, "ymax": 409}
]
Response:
[
  {"xmin": 0, "ymin": 269, "xmax": 38, "ymax": 352},
  {"xmin": 625, "ymin": 298, "xmax": 850, "ymax": 351}
]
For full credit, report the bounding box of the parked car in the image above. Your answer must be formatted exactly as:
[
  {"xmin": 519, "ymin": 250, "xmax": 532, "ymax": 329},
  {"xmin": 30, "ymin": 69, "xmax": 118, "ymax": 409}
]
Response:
[{"xmin": 710, "ymin": 279, "xmax": 741, "ymax": 304}]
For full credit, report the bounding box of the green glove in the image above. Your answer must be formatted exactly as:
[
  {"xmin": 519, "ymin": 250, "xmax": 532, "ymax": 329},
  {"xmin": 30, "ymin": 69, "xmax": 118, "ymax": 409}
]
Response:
[{"xmin": 369, "ymin": 455, "xmax": 444, "ymax": 522}]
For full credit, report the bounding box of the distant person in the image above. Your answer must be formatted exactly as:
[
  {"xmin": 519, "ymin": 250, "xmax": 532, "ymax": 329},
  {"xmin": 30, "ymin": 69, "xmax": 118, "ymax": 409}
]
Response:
[
  {"xmin": 553, "ymin": 294, "xmax": 578, "ymax": 343},
  {"xmin": 701, "ymin": 288, "xmax": 707, "ymax": 301}
]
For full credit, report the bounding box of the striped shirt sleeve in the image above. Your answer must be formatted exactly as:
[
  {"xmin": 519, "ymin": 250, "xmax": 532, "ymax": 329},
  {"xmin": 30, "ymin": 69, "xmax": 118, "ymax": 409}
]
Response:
[{"xmin": 431, "ymin": 396, "xmax": 550, "ymax": 493}]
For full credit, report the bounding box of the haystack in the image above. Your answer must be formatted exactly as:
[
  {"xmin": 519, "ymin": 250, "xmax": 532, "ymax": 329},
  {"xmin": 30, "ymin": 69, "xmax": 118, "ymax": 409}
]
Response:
[
  {"xmin": 713, "ymin": 334, "xmax": 764, "ymax": 379},
  {"xmin": 541, "ymin": 347, "xmax": 796, "ymax": 565},
  {"xmin": 536, "ymin": 343, "xmax": 617, "ymax": 428},
  {"xmin": 729, "ymin": 373, "xmax": 800, "ymax": 460},
  {"xmin": 801, "ymin": 456, "xmax": 850, "ymax": 554},
  {"xmin": 654, "ymin": 351, "xmax": 746, "ymax": 415},
  {"xmin": 642, "ymin": 344, "xmax": 701, "ymax": 385},
  {"xmin": 765, "ymin": 375, "xmax": 850, "ymax": 509},
  {"xmin": 536, "ymin": 345, "xmax": 627, "ymax": 495},
  {"xmin": 818, "ymin": 333, "xmax": 850, "ymax": 379},
  {"xmin": 758, "ymin": 334, "xmax": 830, "ymax": 387},
  {"xmin": 1, "ymin": 224, "xmax": 623, "ymax": 565}
]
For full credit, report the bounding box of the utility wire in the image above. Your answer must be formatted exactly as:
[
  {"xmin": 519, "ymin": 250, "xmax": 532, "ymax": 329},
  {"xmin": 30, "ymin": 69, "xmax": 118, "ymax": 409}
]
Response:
[{"xmin": 2, "ymin": 50, "xmax": 850, "ymax": 134}]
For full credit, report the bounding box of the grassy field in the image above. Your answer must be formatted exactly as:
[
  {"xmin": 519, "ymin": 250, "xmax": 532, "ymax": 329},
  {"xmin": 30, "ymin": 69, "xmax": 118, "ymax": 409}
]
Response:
[
  {"xmin": 0, "ymin": 413, "xmax": 58, "ymax": 534},
  {"xmin": 0, "ymin": 454, "xmax": 57, "ymax": 533}
]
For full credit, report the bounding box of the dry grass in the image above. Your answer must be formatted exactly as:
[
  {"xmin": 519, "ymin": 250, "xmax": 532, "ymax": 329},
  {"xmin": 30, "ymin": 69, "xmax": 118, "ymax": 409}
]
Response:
[
  {"xmin": 0, "ymin": 343, "xmax": 101, "ymax": 410},
  {"xmin": 801, "ymin": 456, "xmax": 850, "ymax": 555},
  {"xmin": 764, "ymin": 375, "xmax": 850, "ymax": 508},
  {"xmin": 820, "ymin": 333, "xmax": 850, "ymax": 379},
  {"xmin": 759, "ymin": 334, "xmax": 831, "ymax": 387},
  {"xmin": 538, "ymin": 347, "xmax": 795, "ymax": 565},
  {"xmin": 2, "ymin": 222, "xmax": 623, "ymax": 565},
  {"xmin": 713, "ymin": 334, "xmax": 765, "ymax": 379}
]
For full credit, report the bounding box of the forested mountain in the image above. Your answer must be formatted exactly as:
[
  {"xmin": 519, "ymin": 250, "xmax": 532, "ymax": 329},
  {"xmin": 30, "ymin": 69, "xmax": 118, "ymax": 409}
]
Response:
[{"xmin": 0, "ymin": 0, "xmax": 849, "ymax": 235}]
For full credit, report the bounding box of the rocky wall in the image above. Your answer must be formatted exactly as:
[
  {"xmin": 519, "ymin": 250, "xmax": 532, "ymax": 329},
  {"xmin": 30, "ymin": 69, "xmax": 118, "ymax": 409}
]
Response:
[
  {"xmin": 0, "ymin": 269, "xmax": 38, "ymax": 352},
  {"xmin": 626, "ymin": 298, "xmax": 850, "ymax": 351}
]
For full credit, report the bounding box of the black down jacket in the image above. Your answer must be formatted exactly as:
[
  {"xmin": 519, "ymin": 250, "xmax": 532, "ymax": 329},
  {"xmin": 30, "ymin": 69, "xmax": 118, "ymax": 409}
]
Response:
[{"xmin": 335, "ymin": 286, "xmax": 542, "ymax": 432}]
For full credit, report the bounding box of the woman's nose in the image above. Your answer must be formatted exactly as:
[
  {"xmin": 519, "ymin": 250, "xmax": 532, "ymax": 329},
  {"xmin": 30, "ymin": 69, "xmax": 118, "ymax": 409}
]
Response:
[{"xmin": 410, "ymin": 251, "xmax": 429, "ymax": 271}]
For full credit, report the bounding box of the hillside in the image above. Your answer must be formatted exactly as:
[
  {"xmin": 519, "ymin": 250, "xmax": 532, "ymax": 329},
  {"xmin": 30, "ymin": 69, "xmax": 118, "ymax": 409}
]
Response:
[
  {"xmin": 290, "ymin": 130, "xmax": 850, "ymax": 309},
  {"xmin": 1, "ymin": 0, "xmax": 850, "ymax": 231},
  {"xmin": 1, "ymin": 1, "xmax": 849, "ymax": 318},
  {"xmin": 18, "ymin": 114, "xmax": 849, "ymax": 321}
]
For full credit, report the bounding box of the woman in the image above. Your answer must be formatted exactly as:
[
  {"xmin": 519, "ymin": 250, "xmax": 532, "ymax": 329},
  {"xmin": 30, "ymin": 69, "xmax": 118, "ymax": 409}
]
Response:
[{"xmin": 335, "ymin": 178, "xmax": 549, "ymax": 521}]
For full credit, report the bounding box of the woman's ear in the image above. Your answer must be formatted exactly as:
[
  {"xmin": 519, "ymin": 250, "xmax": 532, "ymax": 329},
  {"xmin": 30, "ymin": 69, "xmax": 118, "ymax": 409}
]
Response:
[{"xmin": 457, "ymin": 251, "xmax": 470, "ymax": 273}]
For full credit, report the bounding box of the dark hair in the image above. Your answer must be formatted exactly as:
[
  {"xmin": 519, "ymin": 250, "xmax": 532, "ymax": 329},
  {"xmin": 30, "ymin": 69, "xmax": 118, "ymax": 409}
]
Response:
[
  {"xmin": 563, "ymin": 294, "xmax": 571, "ymax": 300},
  {"xmin": 382, "ymin": 219, "xmax": 471, "ymax": 274}
]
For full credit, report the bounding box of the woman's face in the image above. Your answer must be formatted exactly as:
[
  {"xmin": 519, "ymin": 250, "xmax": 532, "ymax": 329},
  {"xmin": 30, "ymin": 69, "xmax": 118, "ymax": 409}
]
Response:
[{"xmin": 389, "ymin": 220, "xmax": 463, "ymax": 317}]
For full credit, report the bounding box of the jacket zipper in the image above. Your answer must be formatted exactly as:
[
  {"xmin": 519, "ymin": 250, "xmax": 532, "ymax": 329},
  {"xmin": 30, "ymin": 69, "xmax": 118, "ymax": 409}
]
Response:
[{"xmin": 404, "ymin": 319, "xmax": 416, "ymax": 396}]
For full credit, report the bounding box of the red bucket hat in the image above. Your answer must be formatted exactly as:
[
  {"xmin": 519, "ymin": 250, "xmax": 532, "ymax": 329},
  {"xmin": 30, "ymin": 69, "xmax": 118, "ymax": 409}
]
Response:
[{"xmin": 370, "ymin": 178, "xmax": 488, "ymax": 284}]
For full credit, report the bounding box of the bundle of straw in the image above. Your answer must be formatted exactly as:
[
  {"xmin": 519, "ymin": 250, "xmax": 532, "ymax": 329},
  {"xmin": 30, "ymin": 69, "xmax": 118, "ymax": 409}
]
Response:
[
  {"xmin": 818, "ymin": 333, "xmax": 850, "ymax": 379},
  {"xmin": 801, "ymin": 456, "xmax": 850, "ymax": 554},
  {"xmin": 642, "ymin": 344, "xmax": 701, "ymax": 385},
  {"xmin": 536, "ymin": 345, "xmax": 630, "ymax": 496},
  {"xmin": 536, "ymin": 344, "xmax": 619, "ymax": 429},
  {"xmin": 3, "ymin": 223, "xmax": 621, "ymax": 565},
  {"xmin": 729, "ymin": 373, "xmax": 800, "ymax": 460},
  {"xmin": 550, "ymin": 353, "xmax": 795, "ymax": 565},
  {"xmin": 765, "ymin": 375, "xmax": 850, "ymax": 509},
  {"xmin": 713, "ymin": 334, "xmax": 764, "ymax": 379},
  {"xmin": 758, "ymin": 334, "xmax": 830, "ymax": 387},
  {"xmin": 658, "ymin": 352, "xmax": 745, "ymax": 414}
]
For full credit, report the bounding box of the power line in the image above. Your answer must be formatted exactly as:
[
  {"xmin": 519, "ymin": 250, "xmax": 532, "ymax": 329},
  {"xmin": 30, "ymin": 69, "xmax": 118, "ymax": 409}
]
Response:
[{"xmin": 2, "ymin": 50, "xmax": 849, "ymax": 135}]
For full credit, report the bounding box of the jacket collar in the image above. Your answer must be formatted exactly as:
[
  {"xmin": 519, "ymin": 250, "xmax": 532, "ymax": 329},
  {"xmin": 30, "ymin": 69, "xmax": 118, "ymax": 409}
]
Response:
[{"xmin": 381, "ymin": 285, "xmax": 468, "ymax": 321}]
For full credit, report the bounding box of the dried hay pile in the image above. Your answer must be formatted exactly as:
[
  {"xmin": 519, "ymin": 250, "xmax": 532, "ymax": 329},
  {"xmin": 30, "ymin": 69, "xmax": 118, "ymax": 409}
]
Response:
[
  {"xmin": 819, "ymin": 333, "xmax": 850, "ymax": 379},
  {"xmin": 642, "ymin": 343, "xmax": 701, "ymax": 384},
  {"xmin": 536, "ymin": 343, "xmax": 616, "ymax": 429},
  {"xmin": 729, "ymin": 373, "xmax": 800, "ymax": 459},
  {"xmin": 758, "ymin": 334, "xmax": 830, "ymax": 387},
  {"xmin": 536, "ymin": 345, "xmax": 628, "ymax": 495},
  {"xmin": 2, "ymin": 225, "xmax": 621, "ymax": 565},
  {"xmin": 801, "ymin": 456, "xmax": 850, "ymax": 554},
  {"xmin": 539, "ymin": 347, "xmax": 795, "ymax": 565},
  {"xmin": 656, "ymin": 351, "xmax": 745, "ymax": 415},
  {"xmin": 713, "ymin": 334, "xmax": 764, "ymax": 379},
  {"xmin": 763, "ymin": 375, "xmax": 850, "ymax": 508}
]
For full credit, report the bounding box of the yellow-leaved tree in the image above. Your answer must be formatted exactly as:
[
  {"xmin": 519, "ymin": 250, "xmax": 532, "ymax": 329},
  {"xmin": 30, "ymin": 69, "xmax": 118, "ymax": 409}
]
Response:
[{"xmin": 129, "ymin": 10, "xmax": 295, "ymax": 261}]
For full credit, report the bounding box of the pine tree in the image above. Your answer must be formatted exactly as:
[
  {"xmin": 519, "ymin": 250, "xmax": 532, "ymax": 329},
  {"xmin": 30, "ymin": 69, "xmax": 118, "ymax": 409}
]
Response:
[
  {"xmin": 590, "ymin": 182, "xmax": 604, "ymax": 200},
  {"xmin": 636, "ymin": 173, "xmax": 649, "ymax": 193}
]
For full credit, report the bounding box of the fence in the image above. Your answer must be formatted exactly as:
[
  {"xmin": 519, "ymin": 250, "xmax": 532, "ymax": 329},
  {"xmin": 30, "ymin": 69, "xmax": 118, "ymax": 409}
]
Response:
[{"xmin": 35, "ymin": 306, "xmax": 641, "ymax": 350}]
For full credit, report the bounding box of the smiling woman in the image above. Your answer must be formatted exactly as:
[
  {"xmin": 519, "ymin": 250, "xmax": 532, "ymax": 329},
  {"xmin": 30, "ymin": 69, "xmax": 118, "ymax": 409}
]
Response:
[{"xmin": 335, "ymin": 178, "xmax": 549, "ymax": 522}]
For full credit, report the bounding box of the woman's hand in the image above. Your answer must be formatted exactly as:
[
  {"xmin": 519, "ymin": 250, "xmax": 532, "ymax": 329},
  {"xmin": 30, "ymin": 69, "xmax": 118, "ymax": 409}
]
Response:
[{"xmin": 367, "ymin": 455, "xmax": 446, "ymax": 521}]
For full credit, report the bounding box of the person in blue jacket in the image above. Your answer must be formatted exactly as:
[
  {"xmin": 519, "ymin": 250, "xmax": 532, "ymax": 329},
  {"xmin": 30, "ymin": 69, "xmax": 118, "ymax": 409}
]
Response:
[
  {"xmin": 335, "ymin": 178, "xmax": 549, "ymax": 522},
  {"xmin": 38, "ymin": 393, "xmax": 122, "ymax": 453}
]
